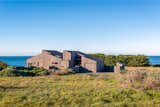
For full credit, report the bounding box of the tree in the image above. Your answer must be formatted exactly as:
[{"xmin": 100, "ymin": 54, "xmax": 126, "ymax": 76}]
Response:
[{"xmin": 89, "ymin": 53, "xmax": 106, "ymax": 61}]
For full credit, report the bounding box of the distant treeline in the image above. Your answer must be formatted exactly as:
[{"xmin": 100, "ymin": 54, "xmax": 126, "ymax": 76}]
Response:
[{"xmin": 90, "ymin": 54, "xmax": 150, "ymax": 67}]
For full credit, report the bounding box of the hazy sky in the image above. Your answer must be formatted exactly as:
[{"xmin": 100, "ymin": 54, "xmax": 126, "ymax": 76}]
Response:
[{"xmin": 0, "ymin": 0, "xmax": 160, "ymax": 55}]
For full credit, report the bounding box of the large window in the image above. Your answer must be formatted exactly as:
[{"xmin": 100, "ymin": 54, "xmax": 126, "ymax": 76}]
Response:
[{"xmin": 37, "ymin": 62, "xmax": 39, "ymax": 66}]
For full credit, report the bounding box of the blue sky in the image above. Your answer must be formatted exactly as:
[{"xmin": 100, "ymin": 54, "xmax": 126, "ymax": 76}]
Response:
[{"xmin": 0, "ymin": 0, "xmax": 160, "ymax": 55}]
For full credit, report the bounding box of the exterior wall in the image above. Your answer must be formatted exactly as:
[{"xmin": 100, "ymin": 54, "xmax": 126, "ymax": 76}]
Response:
[
  {"xmin": 27, "ymin": 52, "xmax": 63, "ymax": 70},
  {"xmin": 63, "ymin": 51, "xmax": 76, "ymax": 67},
  {"xmin": 81, "ymin": 56, "xmax": 97, "ymax": 73},
  {"xmin": 60, "ymin": 60, "xmax": 70, "ymax": 69},
  {"xmin": 80, "ymin": 55, "xmax": 104, "ymax": 73},
  {"xmin": 63, "ymin": 51, "xmax": 72, "ymax": 61}
]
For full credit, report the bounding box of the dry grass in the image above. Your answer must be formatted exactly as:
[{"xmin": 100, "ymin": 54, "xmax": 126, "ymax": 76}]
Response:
[
  {"xmin": 126, "ymin": 66, "xmax": 160, "ymax": 72},
  {"xmin": 118, "ymin": 71, "xmax": 160, "ymax": 90}
]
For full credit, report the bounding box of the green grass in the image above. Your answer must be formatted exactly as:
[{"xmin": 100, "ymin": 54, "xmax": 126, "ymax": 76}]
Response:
[{"xmin": 0, "ymin": 73, "xmax": 160, "ymax": 107}]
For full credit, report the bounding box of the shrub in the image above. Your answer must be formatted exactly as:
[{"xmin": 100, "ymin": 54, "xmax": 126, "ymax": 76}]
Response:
[
  {"xmin": 0, "ymin": 67, "xmax": 17, "ymax": 76},
  {"xmin": 105, "ymin": 55, "xmax": 117, "ymax": 66},
  {"xmin": 127, "ymin": 55, "xmax": 149, "ymax": 67},
  {"xmin": 151, "ymin": 64, "xmax": 160, "ymax": 67},
  {"xmin": 0, "ymin": 67, "xmax": 49, "ymax": 77},
  {"xmin": 29, "ymin": 68, "xmax": 49, "ymax": 76},
  {"xmin": 0, "ymin": 61, "xmax": 8, "ymax": 71}
]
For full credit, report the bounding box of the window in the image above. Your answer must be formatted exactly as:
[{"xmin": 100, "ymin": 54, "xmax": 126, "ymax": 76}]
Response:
[{"xmin": 52, "ymin": 62, "xmax": 58, "ymax": 64}]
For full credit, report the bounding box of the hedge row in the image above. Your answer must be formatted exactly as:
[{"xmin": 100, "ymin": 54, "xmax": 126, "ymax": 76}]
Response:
[{"xmin": 90, "ymin": 54, "xmax": 150, "ymax": 66}]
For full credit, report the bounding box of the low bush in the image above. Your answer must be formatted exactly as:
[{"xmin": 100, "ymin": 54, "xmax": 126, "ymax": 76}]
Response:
[{"xmin": 0, "ymin": 61, "xmax": 8, "ymax": 70}]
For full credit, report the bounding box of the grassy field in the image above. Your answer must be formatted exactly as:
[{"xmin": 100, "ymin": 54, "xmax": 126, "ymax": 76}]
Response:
[{"xmin": 0, "ymin": 68, "xmax": 160, "ymax": 107}]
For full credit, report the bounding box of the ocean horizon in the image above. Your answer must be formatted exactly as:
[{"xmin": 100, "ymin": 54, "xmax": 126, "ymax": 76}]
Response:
[{"xmin": 0, "ymin": 56, "xmax": 160, "ymax": 67}]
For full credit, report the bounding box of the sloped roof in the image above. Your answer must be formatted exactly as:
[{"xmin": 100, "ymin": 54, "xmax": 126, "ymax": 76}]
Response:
[{"xmin": 42, "ymin": 50, "xmax": 62, "ymax": 58}]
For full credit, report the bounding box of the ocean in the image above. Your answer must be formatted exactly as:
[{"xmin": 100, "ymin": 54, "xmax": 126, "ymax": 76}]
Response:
[
  {"xmin": 0, "ymin": 56, "xmax": 160, "ymax": 67},
  {"xmin": 148, "ymin": 56, "xmax": 160, "ymax": 65},
  {"xmin": 0, "ymin": 56, "xmax": 32, "ymax": 67}
]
